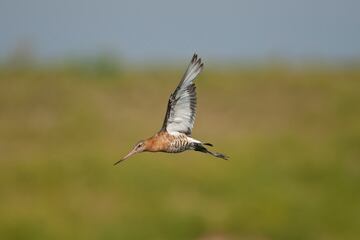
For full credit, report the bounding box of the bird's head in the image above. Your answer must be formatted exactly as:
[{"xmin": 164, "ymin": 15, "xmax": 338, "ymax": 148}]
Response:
[{"xmin": 114, "ymin": 140, "xmax": 147, "ymax": 165}]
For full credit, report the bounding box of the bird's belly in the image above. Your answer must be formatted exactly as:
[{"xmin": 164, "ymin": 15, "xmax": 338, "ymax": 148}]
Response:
[
  {"xmin": 168, "ymin": 139, "xmax": 190, "ymax": 153},
  {"xmin": 167, "ymin": 148, "xmax": 186, "ymax": 153}
]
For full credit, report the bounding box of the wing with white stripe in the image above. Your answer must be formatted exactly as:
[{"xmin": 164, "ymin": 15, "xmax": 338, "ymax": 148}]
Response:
[{"xmin": 161, "ymin": 53, "xmax": 204, "ymax": 135}]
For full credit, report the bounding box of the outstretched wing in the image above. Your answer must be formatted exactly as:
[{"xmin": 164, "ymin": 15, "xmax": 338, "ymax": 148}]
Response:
[{"xmin": 160, "ymin": 53, "xmax": 204, "ymax": 135}]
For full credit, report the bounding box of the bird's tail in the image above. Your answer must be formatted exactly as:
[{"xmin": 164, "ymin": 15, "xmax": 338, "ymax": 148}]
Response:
[{"xmin": 193, "ymin": 143, "xmax": 229, "ymax": 160}]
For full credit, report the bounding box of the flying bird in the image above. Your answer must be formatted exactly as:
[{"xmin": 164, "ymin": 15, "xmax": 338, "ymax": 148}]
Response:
[{"xmin": 114, "ymin": 53, "xmax": 228, "ymax": 165}]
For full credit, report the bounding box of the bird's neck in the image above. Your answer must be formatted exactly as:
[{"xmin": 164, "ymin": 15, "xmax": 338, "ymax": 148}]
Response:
[{"xmin": 145, "ymin": 132, "xmax": 169, "ymax": 152}]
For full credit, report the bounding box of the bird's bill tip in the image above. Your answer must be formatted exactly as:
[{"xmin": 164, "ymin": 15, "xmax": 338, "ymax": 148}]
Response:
[
  {"xmin": 114, "ymin": 149, "xmax": 137, "ymax": 166},
  {"xmin": 113, "ymin": 159, "xmax": 124, "ymax": 166}
]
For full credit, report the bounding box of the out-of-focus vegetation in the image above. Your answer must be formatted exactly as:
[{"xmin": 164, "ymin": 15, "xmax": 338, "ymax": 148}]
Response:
[{"xmin": 0, "ymin": 58, "xmax": 359, "ymax": 240}]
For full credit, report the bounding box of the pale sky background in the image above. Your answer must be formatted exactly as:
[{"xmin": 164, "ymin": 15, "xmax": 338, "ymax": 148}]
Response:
[{"xmin": 1, "ymin": 0, "xmax": 359, "ymax": 62}]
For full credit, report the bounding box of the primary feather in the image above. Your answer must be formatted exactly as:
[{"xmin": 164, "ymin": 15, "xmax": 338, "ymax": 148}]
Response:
[{"xmin": 161, "ymin": 53, "xmax": 204, "ymax": 135}]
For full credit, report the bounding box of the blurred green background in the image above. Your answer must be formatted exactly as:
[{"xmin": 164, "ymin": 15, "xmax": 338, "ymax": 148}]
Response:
[
  {"xmin": 1, "ymin": 0, "xmax": 360, "ymax": 239},
  {"xmin": 1, "ymin": 58, "xmax": 359, "ymax": 239}
]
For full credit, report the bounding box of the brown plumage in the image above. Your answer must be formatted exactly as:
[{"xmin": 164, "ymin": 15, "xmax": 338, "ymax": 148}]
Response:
[{"xmin": 114, "ymin": 53, "xmax": 228, "ymax": 165}]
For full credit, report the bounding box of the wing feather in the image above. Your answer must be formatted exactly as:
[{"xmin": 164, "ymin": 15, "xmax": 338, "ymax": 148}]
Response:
[{"xmin": 160, "ymin": 53, "xmax": 204, "ymax": 135}]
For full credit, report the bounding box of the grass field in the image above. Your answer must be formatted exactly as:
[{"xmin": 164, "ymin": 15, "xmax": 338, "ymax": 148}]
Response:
[{"xmin": 0, "ymin": 63, "xmax": 359, "ymax": 239}]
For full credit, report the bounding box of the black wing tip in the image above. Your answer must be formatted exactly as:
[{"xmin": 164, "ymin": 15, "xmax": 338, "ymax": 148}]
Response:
[
  {"xmin": 192, "ymin": 53, "xmax": 198, "ymax": 63},
  {"xmin": 196, "ymin": 57, "xmax": 201, "ymax": 65},
  {"xmin": 191, "ymin": 53, "xmax": 204, "ymax": 65},
  {"xmin": 191, "ymin": 55, "xmax": 204, "ymax": 73},
  {"xmin": 190, "ymin": 53, "xmax": 205, "ymax": 70}
]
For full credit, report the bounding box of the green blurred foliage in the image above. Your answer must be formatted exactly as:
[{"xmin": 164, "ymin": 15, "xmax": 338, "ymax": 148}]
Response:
[{"xmin": 0, "ymin": 62, "xmax": 359, "ymax": 240}]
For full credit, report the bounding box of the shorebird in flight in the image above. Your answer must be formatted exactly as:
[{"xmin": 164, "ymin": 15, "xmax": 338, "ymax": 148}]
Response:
[{"xmin": 114, "ymin": 53, "xmax": 228, "ymax": 165}]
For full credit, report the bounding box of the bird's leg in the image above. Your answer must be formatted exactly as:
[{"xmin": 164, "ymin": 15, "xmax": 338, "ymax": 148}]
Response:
[{"xmin": 192, "ymin": 143, "xmax": 228, "ymax": 160}]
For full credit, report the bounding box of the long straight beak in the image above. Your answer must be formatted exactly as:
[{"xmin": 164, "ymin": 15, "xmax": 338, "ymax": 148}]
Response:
[{"xmin": 113, "ymin": 149, "xmax": 137, "ymax": 165}]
